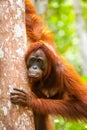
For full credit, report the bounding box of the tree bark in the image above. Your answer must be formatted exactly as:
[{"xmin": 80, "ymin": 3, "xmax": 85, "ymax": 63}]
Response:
[
  {"xmin": 0, "ymin": 0, "xmax": 34, "ymax": 130},
  {"xmin": 73, "ymin": 0, "xmax": 87, "ymax": 75}
]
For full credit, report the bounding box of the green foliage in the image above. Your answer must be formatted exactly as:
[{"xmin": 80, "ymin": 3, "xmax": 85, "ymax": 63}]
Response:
[
  {"xmin": 46, "ymin": 0, "xmax": 87, "ymax": 74},
  {"xmin": 82, "ymin": 2, "xmax": 87, "ymax": 30},
  {"xmin": 47, "ymin": 1, "xmax": 87, "ymax": 130},
  {"xmin": 82, "ymin": 75, "xmax": 87, "ymax": 82},
  {"xmin": 54, "ymin": 118, "xmax": 87, "ymax": 130},
  {"xmin": 47, "ymin": 0, "xmax": 76, "ymax": 53}
]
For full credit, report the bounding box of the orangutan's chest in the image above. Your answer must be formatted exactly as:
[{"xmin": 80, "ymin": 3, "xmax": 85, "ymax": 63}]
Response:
[{"xmin": 40, "ymin": 87, "xmax": 59, "ymax": 98}]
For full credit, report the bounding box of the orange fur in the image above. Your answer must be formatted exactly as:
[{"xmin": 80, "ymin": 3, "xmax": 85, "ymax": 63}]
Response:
[
  {"xmin": 14, "ymin": 1, "xmax": 87, "ymax": 130},
  {"xmin": 25, "ymin": 0, "xmax": 54, "ymax": 45}
]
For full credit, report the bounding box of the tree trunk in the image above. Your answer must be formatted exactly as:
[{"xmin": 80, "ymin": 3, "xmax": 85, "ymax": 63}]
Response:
[
  {"xmin": 73, "ymin": 0, "xmax": 87, "ymax": 75},
  {"xmin": 0, "ymin": 0, "xmax": 34, "ymax": 130}
]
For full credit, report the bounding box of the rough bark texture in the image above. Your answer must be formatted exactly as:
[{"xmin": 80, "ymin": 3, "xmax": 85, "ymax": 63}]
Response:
[{"xmin": 0, "ymin": 0, "xmax": 34, "ymax": 130}]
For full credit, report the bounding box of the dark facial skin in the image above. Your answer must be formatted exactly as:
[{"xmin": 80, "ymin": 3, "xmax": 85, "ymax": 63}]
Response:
[{"xmin": 27, "ymin": 49, "xmax": 48, "ymax": 81}]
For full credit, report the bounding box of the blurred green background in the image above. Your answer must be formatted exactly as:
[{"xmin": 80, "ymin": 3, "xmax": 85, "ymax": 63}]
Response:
[
  {"xmin": 46, "ymin": 0, "xmax": 87, "ymax": 75},
  {"xmin": 46, "ymin": 0, "xmax": 87, "ymax": 129}
]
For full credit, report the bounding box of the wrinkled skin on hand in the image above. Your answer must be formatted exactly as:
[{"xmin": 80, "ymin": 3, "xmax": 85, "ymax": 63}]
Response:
[{"xmin": 10, "ymin": 88, "xmax": 36, "ymax": 107}]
